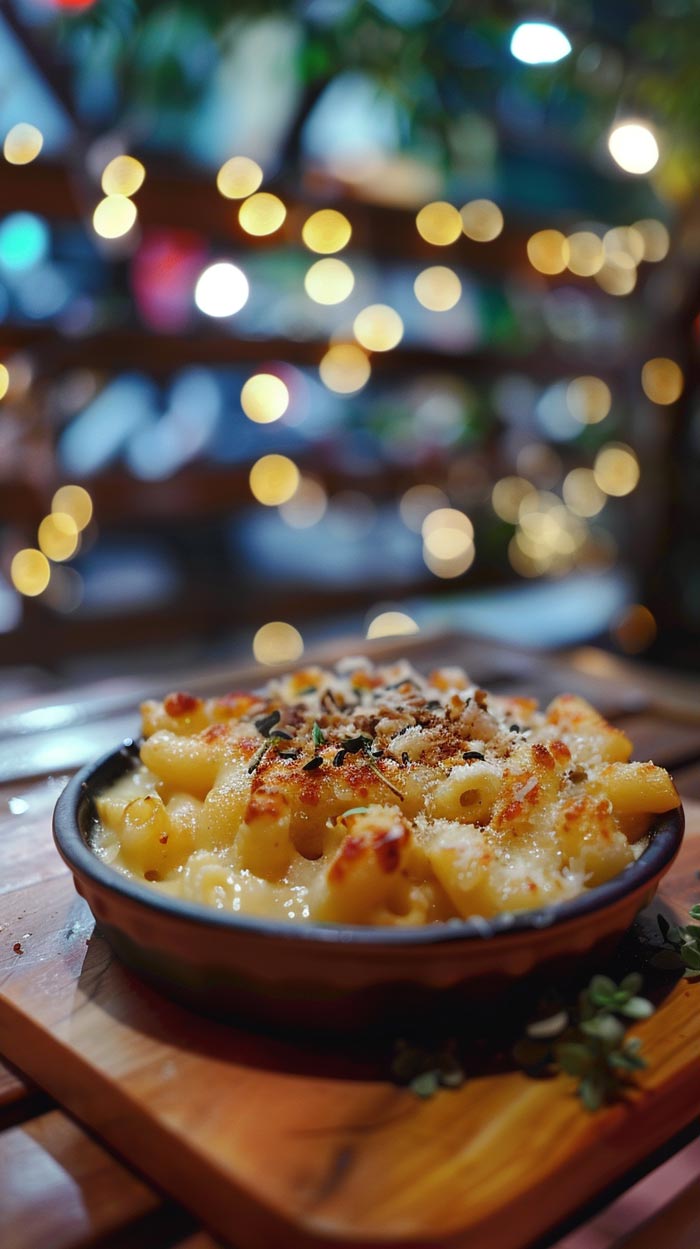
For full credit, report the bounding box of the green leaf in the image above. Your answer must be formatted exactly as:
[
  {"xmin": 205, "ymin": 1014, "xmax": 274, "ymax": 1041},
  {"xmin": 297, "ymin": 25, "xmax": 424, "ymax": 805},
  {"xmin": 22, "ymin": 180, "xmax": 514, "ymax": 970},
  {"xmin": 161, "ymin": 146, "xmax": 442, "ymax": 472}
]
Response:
[
  {"xmin": 588, "ymin": 975, "xmax": 617, "ymax": 1006},
  {"xmin": 312, "ymin": 721, "xmax": 325, "ymax": 747},
  {"xmin": 607, "ymin": 1049, "xmax": 646, "ymax": 1072},
  {"xmin": 581, "ymin": 1014, "xmax": 625, "ymax": 1045},
  {"xmin": 410, "ymin": 1069, "xmax": 440, "ymax": 1098},
  {"xmin": 554, "ymin": 1042, "xmax": 592, "ymax": 1077},
  {"xmin": 620, "ymin": 972, "xmax": 643, "ymax": 996},
  {"xmin": 341, "ymin": 806, "xmax": 369, "ymax": 819},
  {"xmin": 619, "ymin": 996, "xmax": 655, "ymax": 1020},
  {"xmin": 689, "ymin": 904, "xmax": 700, "ymax": 920},
  {"xmin": 681, "ymin": 945, "xmax": 700, "ymax": 971},
  {"xmin": 579, "ymin": 1073, "xmax": 605, "ymax": 1112}
]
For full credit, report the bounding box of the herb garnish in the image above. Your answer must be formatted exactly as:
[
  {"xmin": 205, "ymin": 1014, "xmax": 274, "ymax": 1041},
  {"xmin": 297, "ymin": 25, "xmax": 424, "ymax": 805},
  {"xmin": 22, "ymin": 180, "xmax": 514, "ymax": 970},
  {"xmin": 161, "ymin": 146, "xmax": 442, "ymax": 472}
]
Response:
[
  {"xmin": 341, "ymin": 806, "xmax": 369, "ymax": 819},
  {"xmin": 255, "ymin": 710, "xmax": 281, "ymax": 737},
  {"xmin": 247, "ymin": 741, "xmax": 270, "ymax": 774},
  {"xmin": 513, "ymin": 973, "xmax": 654, "ymax": 1112},
  {"xmin": 312, "ymin": 721, "xmax": 325, "ymax": 747},
  {"xmin": 391, "ymin": 1040, "xmax": 465, "ymax": 1097},
  {"xmin": 653, "ymin": 907, "xmax": 700, "ymax": 976}
]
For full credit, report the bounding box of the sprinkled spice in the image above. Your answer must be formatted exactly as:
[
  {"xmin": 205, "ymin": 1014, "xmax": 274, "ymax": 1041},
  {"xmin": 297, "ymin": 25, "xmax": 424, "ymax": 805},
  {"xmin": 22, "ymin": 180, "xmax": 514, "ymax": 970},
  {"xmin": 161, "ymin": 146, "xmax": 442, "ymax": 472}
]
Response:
[
  {"xmin": 510, "ymin": 724, "xmax": 520, "ymax": 733},
  {"xmin": 401, "ymin": 751, "xmax": 410, "ymax": 766},
  {"xmin": 255, "ymin": 710, "xmax": 281, "ymax": 737},
  {"xmin": 312, "ymin": 722, "xmax": 325, "ymax": 747},
  {"xmin": 462, "ymin": 751, "xmax": 485, "ymax": 762},
  {"xmin": 277, "ymin": 750, "xmax": 299, "ymax": 759},
  {"xmin": 12, "ymin": 942, "xmax": 23, "ymax": 955}
]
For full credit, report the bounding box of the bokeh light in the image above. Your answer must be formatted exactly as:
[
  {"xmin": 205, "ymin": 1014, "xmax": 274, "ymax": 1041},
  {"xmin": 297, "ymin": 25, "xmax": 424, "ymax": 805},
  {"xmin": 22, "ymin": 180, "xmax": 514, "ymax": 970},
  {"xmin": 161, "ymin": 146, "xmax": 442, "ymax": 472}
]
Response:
[
  {"xmin": 566, "ymin": 376, "xmax": 612, "ymax": 424},
  {"xmin": 527, "ymin": 230, "xmax": 569, "ymax": 274},
  {"xmin": 399, "ymin": 484, "xmax": 450, "ymax": 532},
  {"xmin": 594, "ymin": 444, "xmax": 640, "ymax": 496},
  {"xmin": 0, "ymin": 364, "xmax": 9, "ymax": 400},
  {"xmin": 491, "ymin": 476, "xmax": 537, "ymax": 523},
  {"xmin": 608, "ymin": 122, "xmax": 659, "ymax": 175},
  {"xmin": 216, "ymin": 156, "xmax": 263, "ymax": 199},
  {"xmin": 279, "ymin": 476, "xmax": 327, "ymax": 528},
  {"xmin": 304, "ymin": 257, "xmax": 355, "ymax": 305},
  {"xmin": 562, "ymin": 468, "xmax": 606, "ymax": 517},
  {"xmin": 413, "ymin": 266, "xmax": 462, "ymax": 311},
  {"xmin": 10, "ymin": 549, "xmax": 50, "ymax": 597},
  {"xmin": 595, "ymin": 254, "xmax": 637, "ymax": 296},
  {"xmin": 422, "ymin": 508, "xmax": 474, "ymax": 570},
  {"xmin": 319, "ymin": 343, "xmax": 371, "ymax": 394},
  {"xmin": 93, "ymin": 195, "xmax": 137, "ymax": 240},
  {"xmin": 238, "ymin": 193, "xmax": 286, "ymax": 236},
  {"xmin": 194, "ymin": 261, "xmax": 249, "ymax": 317},
  {"xmin": 0, "ymin": 213, "xmax": 49, "ymax": 270},
  {"xmin": 37, "ymin": 513, "xmax": 79, "ymax": 562},
  {"xmin": 249, "ymin": 454, "xmax": 300, "ymax": 505},
  {"xmin": 632, "ymin": 219, "xmax": 670, "ymax": 262},
  {"xmin": 612, "ymin": 604, "xmax": 657, "ymax": 654},
  {"xmin": 241, "ymin": 373, "xmax": 289, "ymax": 423},
  {"xmin": 353, "ymin": 304, "xmax": 404, "ymax": 351},
  {"xmin": 366, "ymin": 611, "xmax": 420, "ymax": 639},
  {"xmin": 101, "ymin": 155, "xmax": 145, "ymax": 197},
  {"xmin": 301, "ymin": 209, "xmax": 351, "ymax": 253},
  {"xmin": 416, "ymin": 202, "xmax": 462, "ymax": 246},
  {"xmin": 641, "ymin": 357, "xmax": 684, "ymax": 405},
  {"xmin": 51, "ymin": 484, "xmax": 93, "ymax": 531},
  {"xmin": 460, "ymin": 200, "xmax": 503, "ymax": 242},
  {"xmin": 510, "ymin": 21, "xmax": 571, "ymax": 64},
  {"xmin": 566, "ymin": 231, "xmax": 604, "ymax": 276},
  {"xmin": 4, "ymin": 123, "xmax": 43, "ymax": 165},
  {"xmin": 603, "ymin": 225, "xmax": 644, "ymax": 264},
  {"xmin": 610, "ymin": 121, "xmax": 660, "ymax": 176},
  {"xmin": 253, "ymin": 621, "xmax": 304, "ymax": 665}
]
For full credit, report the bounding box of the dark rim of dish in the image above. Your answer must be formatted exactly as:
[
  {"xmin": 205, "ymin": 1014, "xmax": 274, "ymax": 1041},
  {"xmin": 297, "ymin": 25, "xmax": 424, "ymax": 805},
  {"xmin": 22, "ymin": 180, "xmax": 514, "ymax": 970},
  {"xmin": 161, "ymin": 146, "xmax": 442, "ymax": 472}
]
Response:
[{"xmin": 53, "ymin": 740, "xmax": 685, "ymax": 947}]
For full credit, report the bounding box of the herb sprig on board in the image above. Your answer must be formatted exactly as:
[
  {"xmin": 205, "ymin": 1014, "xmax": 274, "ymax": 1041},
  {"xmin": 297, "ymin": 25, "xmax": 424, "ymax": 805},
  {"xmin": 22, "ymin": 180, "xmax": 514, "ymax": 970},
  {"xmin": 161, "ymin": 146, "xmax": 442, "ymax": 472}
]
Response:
[
  {"xmin": 513, "ymin": 973, "xmax": 654, "ymax": 1112},
  {"xmin": 653, "ymin": 907, "xmax": 700, "ymax": 976}
]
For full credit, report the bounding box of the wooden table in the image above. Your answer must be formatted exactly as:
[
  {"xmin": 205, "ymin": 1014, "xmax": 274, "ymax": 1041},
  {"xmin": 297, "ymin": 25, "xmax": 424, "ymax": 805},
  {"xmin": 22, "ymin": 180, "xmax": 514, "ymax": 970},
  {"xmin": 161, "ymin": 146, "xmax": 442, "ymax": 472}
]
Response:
[{"xmin": 2, "ymin": 630, "xmax": 700, "ymax": 1249}]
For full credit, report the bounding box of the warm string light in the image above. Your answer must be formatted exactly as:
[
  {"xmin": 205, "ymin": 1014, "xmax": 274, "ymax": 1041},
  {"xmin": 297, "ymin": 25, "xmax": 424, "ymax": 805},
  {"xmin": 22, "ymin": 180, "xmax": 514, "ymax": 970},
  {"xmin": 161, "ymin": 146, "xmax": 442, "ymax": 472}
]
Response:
[
  {"xmin": 4, "ymin": 123, "xmax": 43, "ymax": 165},
  {"xmin": 414, "ymin": 266, "xmax": 462, "ymax": 311},
  {"xmin": 0, "ymin": 364, "xmax": 9, "ymax": 401},
  {"xmin": 460, "ymin": 200, "xmax": 503, "ymax": 242},
  {"xmin": 37, "ymin": 513, "xmax": 79, "ymax": 562},
  {"xmin": 241, "ymin": 374, "xmax": 289, "ymax": 423},
  {"xmin": 608, "ymin": 122, "xmax": 659, "ymax": 175},
  {"xmin": 249, "ymin": 454, "xmax": 300, "ymax": 505},
  {"xmin": 593, "ymin": 444, "xmax": 640, "ymax": 496},
  {"xmin": 421, "ymin": 508, "xmax": 474, "ymax": 578},
  {"xmin": 51, "ymin": 484, "xmax": 93, "ymax": 530},
  {"xmin": 10, "ymin": 548, "xmax": 50, "ymax": 596},
  {"xmin": 253, "ymin": 621, "xmax": 304, "ymax": 665},
  {"xmin": 366, "ymin": 610, "xmax": 420, "ymax": 639},
  {"xmin": 301, "ymin": 209, "xmax": 351, "ymax": 253},
  {"xmin": 416, "ymin": 202, "xmax": 462, "ymax": 246},
  {"xmin": 304, "ymin": 258, "xmax": 354, "ymax": 305},
  {"xmin": 239, "ymin": 192, "xmax": 286, "ymax": 236},
  {"xmin": 527, "ymin": 229, "xmax": 569, "ymax": 274},
  {"xmin": 319, "ymin": 343, "xmax": 370, "ymax": 394},
  {"xmin": 278, "ymin": 476, "xmax": 327, "ymax": 529},
  {"xmin": 641, "ymin": 357, "xmax": 684, "ymax": 405},
  {"xmin": 101, "ymin": 155, "xmax": 145, "ymax": 197},
  {"xmin": 93, "ymin": 195, "xmax": 137, "ymax": 240},
  {"xmin": 216, "ymin": 156, "xmax": 263, "ymax": 199},
  {"xmin": 353, "ymin": 304, "xmax": 404, "ymax": 352}
]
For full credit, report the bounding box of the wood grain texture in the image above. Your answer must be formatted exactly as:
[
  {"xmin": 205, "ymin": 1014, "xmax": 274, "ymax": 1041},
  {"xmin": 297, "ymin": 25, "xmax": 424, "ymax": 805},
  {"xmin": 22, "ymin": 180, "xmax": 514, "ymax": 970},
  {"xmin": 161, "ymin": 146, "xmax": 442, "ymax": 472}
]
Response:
[
  {"xmin": 0, "ymin": 782, "xmax": 699, "ymax": 1249},
  {"xmin": 0, "ymin": 1109, "xmax": 160, "ymax": 1249}
]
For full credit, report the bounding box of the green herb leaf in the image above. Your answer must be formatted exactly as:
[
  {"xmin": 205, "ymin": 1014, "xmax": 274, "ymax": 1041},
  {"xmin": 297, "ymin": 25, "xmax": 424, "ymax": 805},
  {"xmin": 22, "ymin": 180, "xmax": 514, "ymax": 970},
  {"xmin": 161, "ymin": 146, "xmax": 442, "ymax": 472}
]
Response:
[
  {"xmin": 554, "ymin": 1042, "xmax": 592, "ymax": 1077},
  {"xmin": 588, "ymin": 975, "xmax": 617, "ymax": 1007},
  {"xmin": 579, "ymin": 1073, "xmax": 605, "ymax": 1112},
  {"xmin": 341, "ymin": 806, "xmax": 369, "ymax": 819},
  {"xmin": 410, "ymin": 1069, "xmax": 441, "ymax": 1098},
  {"xmin": 619, "ymin": 996, "xmax": 654, "ymax": 1020},
  {"xmin": 580, "ymin": 1014, "xmax": 626, "ymax": 1045},
  {"xmin": 620, "ymin": 972, "xmax": 643, "ymax": 996},
  {"xmin": 312, "ymin": 721, "xmax": 325, "ymax": 747},
  {"xmin": 682, "ymin": 946, "xmax": 700, "ymax": 970},
  {"xmin": 689, "ymin": 904, "xmax": 700, "ymax": 920}
]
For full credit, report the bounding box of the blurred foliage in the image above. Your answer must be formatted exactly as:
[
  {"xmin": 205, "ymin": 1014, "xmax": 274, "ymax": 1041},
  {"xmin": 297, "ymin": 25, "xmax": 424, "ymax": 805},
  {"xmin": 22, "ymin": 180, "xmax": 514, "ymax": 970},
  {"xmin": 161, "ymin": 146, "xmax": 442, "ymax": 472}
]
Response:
[{"xmin": 44, "ymin": 0, "xmax": 700, "ymax": 188}]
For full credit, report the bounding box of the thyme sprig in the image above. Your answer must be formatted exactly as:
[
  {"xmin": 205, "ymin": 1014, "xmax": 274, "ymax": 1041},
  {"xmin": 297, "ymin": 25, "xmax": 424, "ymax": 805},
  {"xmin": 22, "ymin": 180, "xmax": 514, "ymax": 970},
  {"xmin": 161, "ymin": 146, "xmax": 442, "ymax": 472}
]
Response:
[
  {"xmin": 391, "ymin": 1039, "xmax": 465, "ymax": 1097},
  {"xmin": 653, "ymin": 907, "xmax": 700, "ymax": 976},
  {"xmin": 513, "ymin": 973, "xmax": 654, "ymax": 1112}
]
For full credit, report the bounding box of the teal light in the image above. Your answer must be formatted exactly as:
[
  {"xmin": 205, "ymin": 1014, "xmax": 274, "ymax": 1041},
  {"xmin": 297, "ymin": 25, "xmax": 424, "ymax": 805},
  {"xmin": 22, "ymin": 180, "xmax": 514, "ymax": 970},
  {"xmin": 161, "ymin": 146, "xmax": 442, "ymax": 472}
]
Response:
[{"xmin": 0, "ymin": 213, "xmax": 50, "ymax": 271}]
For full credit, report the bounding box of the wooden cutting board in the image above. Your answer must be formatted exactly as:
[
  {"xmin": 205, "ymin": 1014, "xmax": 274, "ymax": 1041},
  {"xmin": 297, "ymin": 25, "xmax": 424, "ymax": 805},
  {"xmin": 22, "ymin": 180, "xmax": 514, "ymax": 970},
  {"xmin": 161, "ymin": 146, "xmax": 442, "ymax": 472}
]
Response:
[{"xmin": 1, "ymin": 646, "xmax": 700, "ymax": 1249}]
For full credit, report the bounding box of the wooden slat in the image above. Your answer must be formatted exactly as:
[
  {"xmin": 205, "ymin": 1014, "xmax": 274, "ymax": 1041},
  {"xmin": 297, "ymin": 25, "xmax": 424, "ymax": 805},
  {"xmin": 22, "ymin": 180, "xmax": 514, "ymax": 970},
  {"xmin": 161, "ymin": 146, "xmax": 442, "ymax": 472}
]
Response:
[
  {"xmin": 553, "ymin": 1136, "xmax": 700, "ymax": 1249},
  {"xmin": 620, "ymin": 714, "xmax": 700, "ymax": 769},
  {"xmin": 0, "ymin": 1110, "xmax": 160, "ymax": 1249},
  {"xmin": 618, "ymin": 1177, "xmax": 700, "ymax": 1249},
  {"xmin": 0, "ymin": 1058, "xmax": 31, "ymax": 1108}
]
